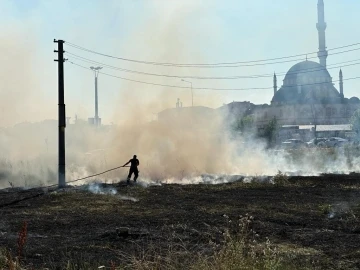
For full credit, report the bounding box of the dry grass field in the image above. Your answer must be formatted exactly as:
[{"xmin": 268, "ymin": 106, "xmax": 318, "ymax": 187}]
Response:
[{"xmin": 1, "ymin": 174, "xmax": 360, "ymax": 269}]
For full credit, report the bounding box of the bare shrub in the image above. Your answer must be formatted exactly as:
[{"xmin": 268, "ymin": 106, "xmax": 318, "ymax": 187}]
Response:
[
  {"xmin": 17, "ymin": 221, "xmax": 28, "ymax": 259},
  {"xmin": 192, "ymin": 214, "xmax": 284, "ymax": 270},
  {"xmin": 0, "ymin": 249, "xmax": 20, "ymax": 270},
  {"xmin": 272, "ymin": 171, "xmax": 289, "ymax": 186}
]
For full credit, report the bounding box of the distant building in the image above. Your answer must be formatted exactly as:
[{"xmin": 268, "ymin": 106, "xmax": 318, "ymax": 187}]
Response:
[
  {"xmin": 88, "ymin": 117, "xmax": 102, "ymax": 126},
  {"xmin": 158, "ymin": 1, "xmax": 360, "ymax": 142},
  {"xmin": 278, "ymin": 124, "xmax": 354, "ymax": 143},
  {"xmin": 222, "ymin": 0, "xmax": 360, "ymax": 133},
  {"xmin": 158, "ymin": 106, "xmax": 216, "ymax": 128}
]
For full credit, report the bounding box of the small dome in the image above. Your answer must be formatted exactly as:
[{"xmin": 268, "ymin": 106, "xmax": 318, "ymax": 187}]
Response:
[
  {"xmin": 272, "ymin": 61, "xmax": 341, "ymax": 105},
  {"xmin": 349, "ymin": 97, "xmax": 360, "ymax": 104}
]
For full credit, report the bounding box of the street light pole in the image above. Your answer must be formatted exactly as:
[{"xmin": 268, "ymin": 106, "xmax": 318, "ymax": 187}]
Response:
[
  {"xmin": 90, "ymin": 66, "xmax": 102, "ymax": 126},
  {"xmin": 181, "ymin": 79, "xmax": 193, "ymax": 107}
]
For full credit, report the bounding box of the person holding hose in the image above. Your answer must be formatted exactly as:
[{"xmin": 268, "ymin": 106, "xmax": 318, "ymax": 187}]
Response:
[{"xmin": 123, "ymin": 155, "xmax": 140, "ymax": 183}]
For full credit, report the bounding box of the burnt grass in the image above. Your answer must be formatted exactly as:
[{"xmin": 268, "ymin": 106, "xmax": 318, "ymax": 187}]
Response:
[{"xmin": 1, "ymin": 174, "xmax": 360, "ymax": 269}]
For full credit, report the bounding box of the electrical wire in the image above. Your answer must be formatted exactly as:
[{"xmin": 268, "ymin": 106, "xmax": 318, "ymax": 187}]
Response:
[
  {"xmin": 68, "ymin": 61, "xmax": 271, "ymax": 90},
  {"xmin": 66, "ymin": 51, "xmax": 360, "ymax": 80},
  {"xmin": 68, "ymin": 60, "xmax": 360, "ymax": 91},
  {"xmin": 65, "ymin": 40, "xmax": 360, "ymax": 67}
]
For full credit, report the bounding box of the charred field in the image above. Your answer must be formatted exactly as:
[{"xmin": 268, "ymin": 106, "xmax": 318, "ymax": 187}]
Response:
[{"xmin": 1, "ymin": 174, "xmax": 360, "ymax": 269}]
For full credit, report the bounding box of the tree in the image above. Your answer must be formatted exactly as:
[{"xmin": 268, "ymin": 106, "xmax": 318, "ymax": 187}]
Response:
[
  {"xmin": 231, "ymin": 115, "xmax": 254, "ymax": 133},
  {"xmin": 350, "ymin": 109, "xmax": 360, "ymax": 136},
  {"xmin": 262, "ymin": 117, "xmax": 278, "ymax": 147},
  {"xmin": 306, "ymin": 90, "xmax": 318, "ymax": 138},
  {"xmin": 238, "ymin": 115, "xmax": 255, "ymax": 133},
  {"xmin": 309, "ymin": 100, "xmax": 318, "ymax": 139}
]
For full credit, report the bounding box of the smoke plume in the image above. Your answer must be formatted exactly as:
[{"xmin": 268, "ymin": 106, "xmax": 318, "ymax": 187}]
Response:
[{"xmin": 0, "ymin": 1, "xmax": 359, "ymax": 189}]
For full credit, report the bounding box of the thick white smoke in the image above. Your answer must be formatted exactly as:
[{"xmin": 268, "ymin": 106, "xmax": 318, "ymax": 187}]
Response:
[{"xmin": 0, "ymin": 1, "xmax": 359, "ymax": 189}]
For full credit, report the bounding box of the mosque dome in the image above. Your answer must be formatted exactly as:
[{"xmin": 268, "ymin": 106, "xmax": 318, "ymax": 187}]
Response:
[
  {"xmin": 349, "ymin": 97, "xmax": 360, "ymax": 104},
  {"xmin": 272, "ymin": 61, "xmax": 341, "ymax": 105}
]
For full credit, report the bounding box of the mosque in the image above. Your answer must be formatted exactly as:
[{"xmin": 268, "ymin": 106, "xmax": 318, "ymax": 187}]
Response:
[
  {"xmin": 235, "ymin": 0, "xmax": 360, "ymax": 133},
  {"xmin": 159, "ymin": 1, "xmax": 360, "ymax": 140}
]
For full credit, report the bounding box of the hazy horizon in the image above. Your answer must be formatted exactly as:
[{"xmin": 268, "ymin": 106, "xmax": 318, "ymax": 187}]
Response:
[{"xmin": 0, "ymin": 0, "xmax": 359, "ymax": 127}]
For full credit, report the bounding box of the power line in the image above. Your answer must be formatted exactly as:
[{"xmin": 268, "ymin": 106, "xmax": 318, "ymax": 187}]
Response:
[
  {"xmin": 67, "ymin": 47, "xmax": 360, "ymax": 69},
  {"xmin": 65, "ymin": 41, "xmax": 360, "ymax": 68},
  {"xmin": 68, "ymin": 61, "xmax": 270, "ymax": 90},
  {"xmin": 68, "ymin": 60, "xmax": 360, "ymax": 91},
  {"xmin": 66, "ymin": 51, "xmax": 360, "ymax": 80}
]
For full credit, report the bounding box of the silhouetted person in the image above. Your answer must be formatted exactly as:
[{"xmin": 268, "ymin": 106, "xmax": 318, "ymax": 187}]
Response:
[{"xmin": 123, "ymin": 155, "xmax": 140, "ymax": 183}]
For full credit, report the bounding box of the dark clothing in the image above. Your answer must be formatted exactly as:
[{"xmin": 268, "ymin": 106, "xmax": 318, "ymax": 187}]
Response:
[
  {"xmin": 128, "ymin": 167, "xmax": 139, "ymax": 181},
  {"xmin": 127, "ymin": 158, "xmax": 139, "ymax": 181},
  {"xmin": 129, "ymin": 158, "xmax": 140, "ymax": 168}
]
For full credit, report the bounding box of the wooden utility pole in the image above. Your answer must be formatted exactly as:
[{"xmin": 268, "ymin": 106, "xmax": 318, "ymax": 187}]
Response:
[{"xmin": 54, "ymin": 39, "xmax": 66, "ymax": 188}]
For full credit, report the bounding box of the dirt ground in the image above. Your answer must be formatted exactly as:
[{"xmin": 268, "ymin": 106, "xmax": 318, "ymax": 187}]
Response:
[{"xmin": 1, "ymin": 174, "xmax": 360, "ymax": 269}]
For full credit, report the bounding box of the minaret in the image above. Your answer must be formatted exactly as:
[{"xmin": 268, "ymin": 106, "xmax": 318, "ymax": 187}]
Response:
[
  {"xmin": 317, "ymin": 0, "xmax": 328, "ymax": 67},
  {"xmin": 339, "ymin": 69, "xmax": 344, "ymax": 99},
  {"xmin": 273, "ymin": 73, "xmax": 277, "ymax": 96}
]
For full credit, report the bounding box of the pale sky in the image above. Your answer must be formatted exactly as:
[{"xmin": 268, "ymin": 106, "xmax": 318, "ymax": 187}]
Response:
[{"xmin": 0, "ymin": 0, "xmax": 359, "ymax": 126}]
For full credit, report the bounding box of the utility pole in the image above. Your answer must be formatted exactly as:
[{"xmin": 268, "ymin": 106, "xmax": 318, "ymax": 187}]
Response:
[
  {"xmin": 54, "ymin": 39, "xmax": 66, "ymax": 188},
  {"xmin": 181, "ymin": 79, "xmax": 193, "ymax": 107},
  {"xmin": 90, "ymin": 66, "xmax": 102, "ymax": 126}
]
